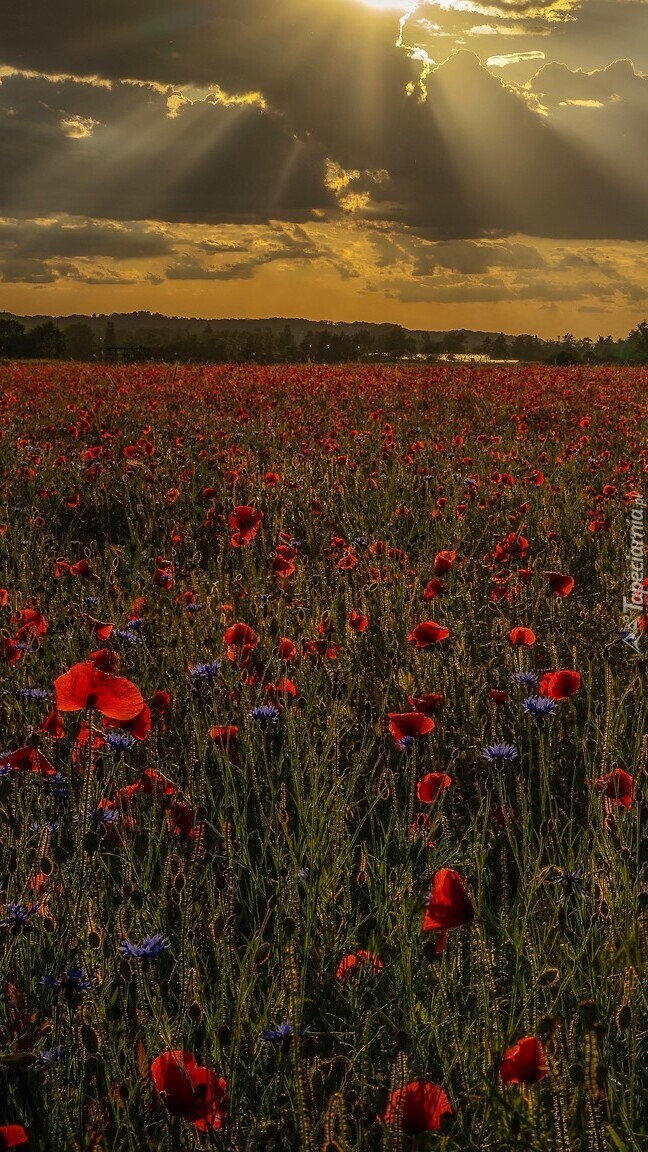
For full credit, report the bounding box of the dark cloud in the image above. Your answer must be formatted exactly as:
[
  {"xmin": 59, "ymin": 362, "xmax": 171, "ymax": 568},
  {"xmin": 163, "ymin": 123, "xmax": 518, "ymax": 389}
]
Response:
[
  {"xmin": 0, "ymin": 1, "xmax": 647, "ymax": 254},
  {"xmin": 0, "ymin": 73, "xmax": 335, "ymax": 224},
  {"xmin": 0, "ymin": 217, "xmax": 175, "ymax": 259}
]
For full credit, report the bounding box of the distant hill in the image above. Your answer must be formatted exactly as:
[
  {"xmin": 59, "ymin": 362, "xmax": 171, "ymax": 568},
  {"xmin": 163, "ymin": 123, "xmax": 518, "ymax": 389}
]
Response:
[{"xmin": 0, "ymin": 310, "xmax": 504, "ymax": 350}]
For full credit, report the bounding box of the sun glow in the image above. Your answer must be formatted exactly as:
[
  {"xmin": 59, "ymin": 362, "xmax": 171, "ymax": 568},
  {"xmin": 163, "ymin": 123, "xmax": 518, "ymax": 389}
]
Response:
[{"xmin": 356, "ymin": 0, "xmax": 417, "ymax": 10}]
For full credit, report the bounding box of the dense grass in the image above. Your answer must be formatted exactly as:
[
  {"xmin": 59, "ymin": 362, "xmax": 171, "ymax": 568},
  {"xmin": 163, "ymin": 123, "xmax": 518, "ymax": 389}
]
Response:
[{"xmin": 0, "ymin": 361, "xmax": 647, "ymax": 1150}]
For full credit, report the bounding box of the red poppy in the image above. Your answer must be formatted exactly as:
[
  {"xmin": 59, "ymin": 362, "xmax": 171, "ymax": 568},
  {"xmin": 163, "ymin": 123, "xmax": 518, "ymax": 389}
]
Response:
[
  {"xmin": 277, "ymin": 638, "xmax": 298, "ymax": 662},
  {"xmin": 168, "ymin": 800, "xmax": 200, "ymax": 839},
  {"xmin": 595, "ymin": 767, "xmax": 634, "ymax": 809},
  {"xmin": 104, "ymin": 702, "xmax": 151, "ymax": 741},
  {"xmin": 0, "ymin": 747, "xmax": 56, "ymax": 776},
  {"xmin": 88, "ymin": 647, "xmax": 121, "ymax": 672},
  {"xmin": 0, "ymin": 589, "xmax": 9, "ymax": 608},
  {"xmin": 336, "ymin": 950, "xmax": 384, "ymax": 982},
  {"xmin": 265, "ymin": 677, "xmax": 298, "ymax": 700},
  {"xmin": 490, "ymin": 689, "xmax": 508, "ymax": 705},
  {"xmin": 539, "ymin": 670, "xmax": 581, "ymax": 700},
  {"xmin": 0, "ymin": 1125, "xmax": 29, "ymax": 1151},
  {"xmin": 499, "ymin": 1037, "xmax": 547, "ymax": 1085},
  {"xmin": 381, "ymin": 1081, "xmax": 453, "ymax": 1134},
  {"xmin": 417, "ymin": 773, "xmax": 452, "ymax": 803},
  {"xmin": 423, "ymin": 578, "xmax": 446, "ymax": 601},
  {"xmin": 407, "ymin": 692, "xmax": 444, "ymax": 715},
  {"xmin": 54, "ymin": 662, "xmax": 144, "ymax": 720},
  {"xmin": 264, "ymin": 471, "xmax": 281, "ymax": 486},
  {"xmin": 545, "ymin": 572, "xmax": 574, "ymax": 598},
  {"xmin": 224, "ymin": 622, "xmax": 258, "ymax": 662},
  {"xmin": 508, "ymin": 626, "xmax": 536, "ymax": 647},
  {"xmin": 349, "ymin": 610, "xmax": 368, "ymax": 633},
  {"xmin": 37, "ymin": 709, "xmax": 66, "ymax": 739},
  {"xmin": 388, "ymin": 712, "xmax": 435, "ymax": 741},
  {"xmin": 422, "ymin": 868, "xmax": 475, "ymax": 953},
  {"xmin": 15, "ymin": 608, "xmax": 49, "ymax": 638},
  {"xmin": 433, "ymin": 550, "xmax": 456, "ymax": 576},
  {"xmin": 150, "ymin": 1051, "xmax": 227, "ymax": 1132},
  {"xmin": 408, "ymin": 622, "xmax": 450, "ymax": 648},
  {"xmin": 230, "ymin": 505, "xmax": 264, "ymax": 547},
  {"xmin": 137, "ymin": 768, "xmax": 177, "ymax": 797}
]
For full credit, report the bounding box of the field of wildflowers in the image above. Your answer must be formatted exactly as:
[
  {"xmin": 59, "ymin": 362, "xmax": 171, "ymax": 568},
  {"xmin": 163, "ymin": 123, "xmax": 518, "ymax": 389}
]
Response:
[{"xmin": 0, "ymin": 361, "xmax": 647, "ymax": 1151}]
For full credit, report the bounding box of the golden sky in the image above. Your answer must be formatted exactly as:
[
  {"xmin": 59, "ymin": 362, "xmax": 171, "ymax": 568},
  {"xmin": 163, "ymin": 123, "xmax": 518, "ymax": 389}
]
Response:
[{"xmin": 1, "ymin": 0, "xmax": 647, "ymax": 338}]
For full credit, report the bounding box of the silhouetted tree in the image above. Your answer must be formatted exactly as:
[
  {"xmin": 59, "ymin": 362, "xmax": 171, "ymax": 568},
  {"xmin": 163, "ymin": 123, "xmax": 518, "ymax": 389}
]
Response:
[
  {"xmin": 25, "ymin": 322, "xmax": 65, "ymax": 359},
  {"xmin": 64, "ymin": 323, "xmax": 100, "ymax": 361}
]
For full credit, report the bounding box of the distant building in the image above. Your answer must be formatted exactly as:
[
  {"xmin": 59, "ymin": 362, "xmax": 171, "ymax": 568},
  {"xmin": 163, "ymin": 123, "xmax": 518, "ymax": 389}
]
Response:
[{"xmin": 437, "ymin": 353, "xmax": 519, "ymax": 364}]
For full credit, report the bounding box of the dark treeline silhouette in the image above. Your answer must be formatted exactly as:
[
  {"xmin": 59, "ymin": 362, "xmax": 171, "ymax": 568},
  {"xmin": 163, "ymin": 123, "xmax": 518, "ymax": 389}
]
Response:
[{"xmin": 2, "ymin": 315, "xmax": 648, "ymax": 365}]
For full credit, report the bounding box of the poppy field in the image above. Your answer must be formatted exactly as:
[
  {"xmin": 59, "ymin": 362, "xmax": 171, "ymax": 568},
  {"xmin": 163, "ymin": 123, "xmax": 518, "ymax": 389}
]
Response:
[{"xmin": 0, "ymin": 360, "xmax": 647, "ymax": 1151}]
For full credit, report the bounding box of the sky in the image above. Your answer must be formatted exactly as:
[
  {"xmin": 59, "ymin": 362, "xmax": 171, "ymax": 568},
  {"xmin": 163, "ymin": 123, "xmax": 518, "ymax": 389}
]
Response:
[{"xmin": 1, "ymin": 0, "xmax": 647, "ymax": 338}]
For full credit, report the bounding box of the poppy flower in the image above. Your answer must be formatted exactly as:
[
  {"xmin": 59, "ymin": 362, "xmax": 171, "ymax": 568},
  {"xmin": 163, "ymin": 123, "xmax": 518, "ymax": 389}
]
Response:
[
  {"xmin": 508, "ymin": 626, "xmax": 536, "ymax": 647},
  {"xmin": 417, "ymin": 772, "xmax": 452, "ymax": 803},
  {"xmin": 545, "ymin": 572, "xmax": 574, "ymax": 598},
  {"xmin": 0, "ymin": 1125, "xmax": 29, "ymax": 1150},
  {"xmin": 264, "ymin": 471, "xmax": 281, "ymax": 486},
  {"xmin": 381, "ymin": 1081, "xmax": 453, "ymax": 1134},
  {"xmin": 407, "ymin": 692, "xmax": 445, "ymax": 715},
  {"xmin": 230, "ymin": 505, "xmax": 264, "ymax": 547},
  {"xmin": 224, "ymin": 622, "xmax": 258, "ymax": 661},
  {"xmin": 408, "ymin": 622, "xmax": 450, "ymax": 648},
  {"xmin": 336, "ymin": 950, "xmax": 384, "ymax": 982},
  {"xmin": 133, "ymin": 771, "xmax": 174, "ymax": 800},
  {"xmin": 595, "ymin": 767, "xmax": 634, "ymax": 809},
  {"xmin": 103, "ymin": 702, "xmax": 151, "ymax": 741},
  {"xmin": 423, "ymin": 578, "xmax": 446, "ymax": 601},
  {"xmin": 349, "ymin": 610, "xmax": 368, "ymax": 633},
  {"xmin": 388, "ymin": 712, "xmax": 435, "ymax": 742},
  {"xmin": 37, "ymin": 709, "xmax": 66, "ymax": 739},
  {"xmin": 273, "ymin": 544, "xmax": 297, "ymax": 578},
  {"xmin": 490, "ymin": 689, "xmax": 508, "ymax": 706},
  {"xmin": 422, "ymin": 868, "xmax": 475, "ymax": 954},
  {"xmin": 277, "ymin": 638, "xmax": 298, "ymax": 662},
  {"xmin": 265, "ymin": 677, "xmax": 298, "ymax": 700},
  {"xmin": 88, "ymin": 647, "xmax": 120, "ymax": 672},
  {"xmin": 54, "ymin": 662, "xmax": 144, "ymax": 720},
  {"xmin": 433, "ymin": 550, "xmax": 456, "ymax": 576},
  {"xmin": 15, "ymin": 608, "xmax": 49, "ymax": 638},
  {"xmin": 150, "ymin": 1051, "xmax": 227, "ymax": 1132},
  {"xmin": 499, "ymin": 1037, "xmax": 547, "ymax": 1084},
  {"xmin": 167, "ymin": 801, "xmax": 200, "ymax": 839},
  {"xmin": 539, "ymin": 670, "xmax": 581, "ymax": 700}
]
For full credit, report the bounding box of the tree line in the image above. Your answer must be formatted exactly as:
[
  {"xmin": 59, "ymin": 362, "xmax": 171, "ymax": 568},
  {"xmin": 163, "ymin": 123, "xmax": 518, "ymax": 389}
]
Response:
[{"xmin": 2, "ymin": 316, "xmax": 648, "ymax": 365}]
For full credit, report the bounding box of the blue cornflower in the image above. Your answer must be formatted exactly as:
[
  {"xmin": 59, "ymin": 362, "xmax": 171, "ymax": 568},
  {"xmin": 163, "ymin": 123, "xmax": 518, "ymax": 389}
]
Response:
[
  {"xmin": 523, "ymin": 696, "xmax": 557, "ymax": 719},
  {"xmin": 127, "ymin": 617, "xmax": 145, "ymax": 632},
  {"xmin": 0, "ymin": 759, "xmax": 12, "ymax": 779},
  {"xmin": 550, "ymin": 866, "xmax": 589, "ymax": 900},
  {"xmin": 261, "ymin": 1020, "xmax": 309, "ymax": 1044},
  {"xmin": 353, "ymin": 536, "xmax": 368, "ymax": 548},
  {"xmin": 119, "ymin": 933, "xmax": 170, "ymax": 960},
  {"xmin": 0, "ymin": 902, "xmax": 39, "ymax": 931},
  {"xmin": 74, "ymin": 807, "xmax": 119, "ymax": 828},
  {"xmin": 482, "ymin": 743, "xmax": 518, "ymax": 763},
  {"xmin": 114, "ymin": 628, "xmax": 144, "ymax": 645},
  {"xmin": 45, "ymin": 772, "xmax": 69, "ymax": 800},
  {"xmin": 30, "ymin": 821, "xmax": 60, "ymax": 835},
  {"xmin": 620, "ymin": 626, "xmax": 641, "ymax": 654},
  {"xmin": 35, "ymin": 1045, "xmax": 67, "ymax": 1068},
  {"xmin": 249, "ymin": 705, "xmax": 280, "ymax": 726},
  {"xmin": 511, "ymin": 671, "xmax": 539, "ymax": 689},
  {"xmin": 10, "ymin": 687, "xmax": 52, "ymax": 701},
  {"xmin": 188, "ymin": 661, "xmax": 222, "ymax": 688},
  {"xmin": 103, "ymin": 731, "xmax": 136, "ymax": 753},
  {"xmin": 186, "ymin": 602, "xmax": 203, "ymax": 613},
  {"xmin": 397, "ymin": 735, "xmax": 415, "ymax": 751},
  {"xmin": 41, "ymin": 968, "xmax": 97, "ymax": 999},
  {"xmin": 83, "ymin": 597, "xmax": 99, "ymax": 608}
]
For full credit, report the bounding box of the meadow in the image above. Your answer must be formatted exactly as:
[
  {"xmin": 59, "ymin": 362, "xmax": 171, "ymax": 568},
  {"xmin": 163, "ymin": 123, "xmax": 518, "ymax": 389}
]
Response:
[{"xmin": 0, "ymin": 360, "xmax": 646, "ymax": 1151}]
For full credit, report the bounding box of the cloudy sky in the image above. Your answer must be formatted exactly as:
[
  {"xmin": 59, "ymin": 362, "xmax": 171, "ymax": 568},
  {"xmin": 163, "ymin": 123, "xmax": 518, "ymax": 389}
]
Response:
[{"xmin": 1, "ymin": 0, "xmax": 647, "ymax": 336}]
